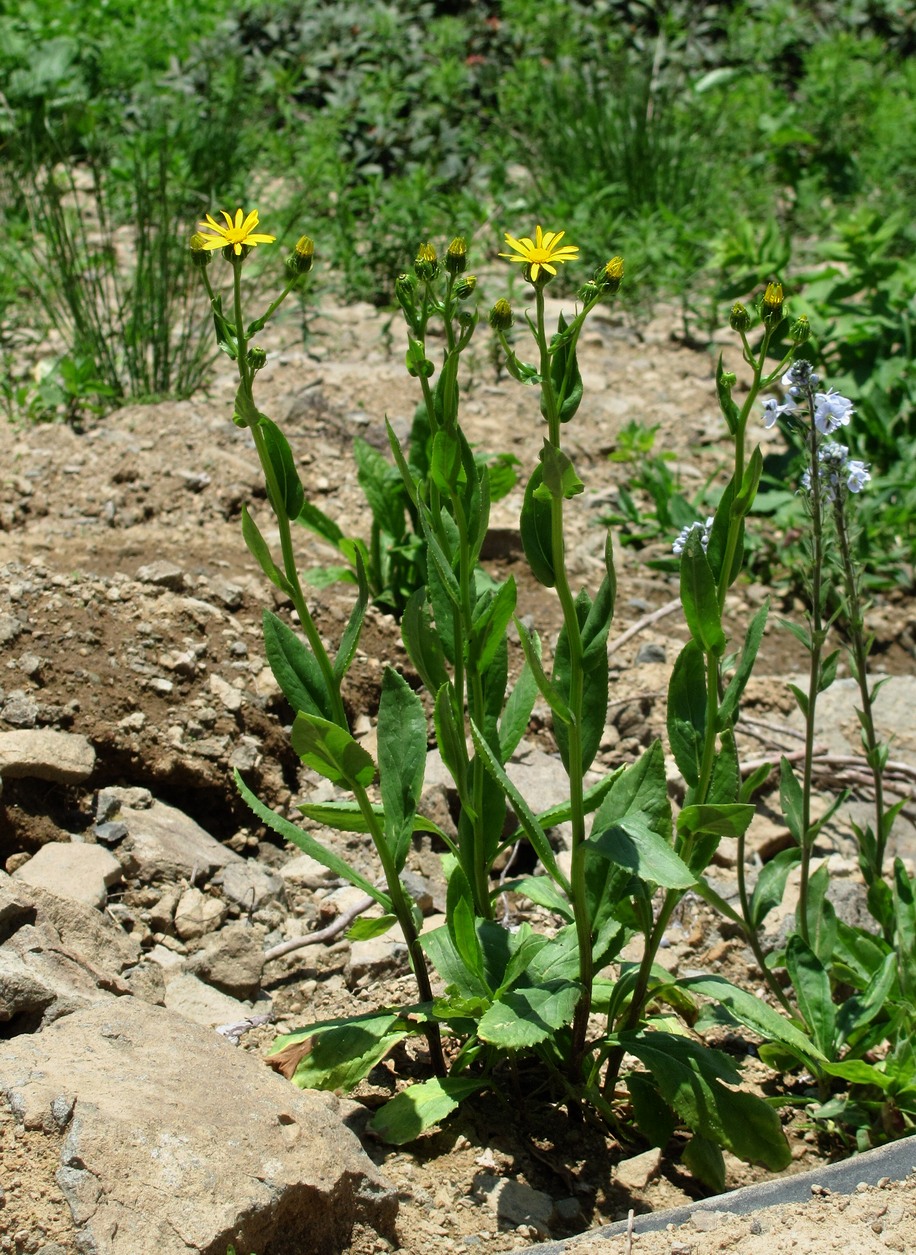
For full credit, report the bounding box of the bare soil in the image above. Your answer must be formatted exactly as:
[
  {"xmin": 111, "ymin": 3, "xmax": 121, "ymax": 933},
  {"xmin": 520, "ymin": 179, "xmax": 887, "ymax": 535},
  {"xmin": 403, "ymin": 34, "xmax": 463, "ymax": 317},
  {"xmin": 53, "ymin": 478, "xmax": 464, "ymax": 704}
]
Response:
[{"xmin": 1, "ymin": 288, "xmax": 914, "ymax": 1254}]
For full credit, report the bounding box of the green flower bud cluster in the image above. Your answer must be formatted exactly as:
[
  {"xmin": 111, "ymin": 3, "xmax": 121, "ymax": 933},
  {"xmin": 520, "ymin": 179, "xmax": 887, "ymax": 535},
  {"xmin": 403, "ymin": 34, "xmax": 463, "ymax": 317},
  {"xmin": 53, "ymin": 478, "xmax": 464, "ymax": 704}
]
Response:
[
  {"xmin": 488, "ymin": 298, "xmax": 514, "ymax": 332},
  {"xmin": 286, "ymin": 235, "xmax": 315, "ymax": 283},
  {"xmin": 189, "ymin": 233, "xmax": 213, "ymax": 269},
  {"xmin": 414, "ymin": 242, "xmax": 439, "ymax": 282},
  {"xmin": 445, "ymin": 237, "xmax": 468, "ymax": 276}
]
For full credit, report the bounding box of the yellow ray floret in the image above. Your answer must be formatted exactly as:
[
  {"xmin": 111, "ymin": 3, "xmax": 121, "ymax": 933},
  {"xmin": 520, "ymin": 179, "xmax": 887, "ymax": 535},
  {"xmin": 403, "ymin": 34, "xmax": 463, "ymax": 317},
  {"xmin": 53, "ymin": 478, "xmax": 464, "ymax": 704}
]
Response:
[
  {"xmin": 197, "ymin": 208, "xmax": 277, "ymax": 256},
  {"xmin": 499, "ymin": 225, "xmax": 579, "ymax": 282}
]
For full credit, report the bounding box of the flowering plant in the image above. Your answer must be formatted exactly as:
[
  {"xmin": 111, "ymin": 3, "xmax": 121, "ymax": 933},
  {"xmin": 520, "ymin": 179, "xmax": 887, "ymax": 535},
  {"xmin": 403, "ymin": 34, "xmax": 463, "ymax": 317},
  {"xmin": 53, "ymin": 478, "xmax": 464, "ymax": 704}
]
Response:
[{"xmin": 192, "ymin": 214, "xmax": 912, "ymax": 1177}]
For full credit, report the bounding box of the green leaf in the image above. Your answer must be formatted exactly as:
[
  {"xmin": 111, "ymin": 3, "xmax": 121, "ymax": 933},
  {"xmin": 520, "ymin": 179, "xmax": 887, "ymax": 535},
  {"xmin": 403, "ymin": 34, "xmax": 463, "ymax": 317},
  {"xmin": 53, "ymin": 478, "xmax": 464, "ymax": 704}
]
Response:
[
  {"xmin": 799, "ymin": 863, "xmax": 837, "ymax": 964},
  {"xmin": 835, "ymin": 953, "xmax": 897, "ymax": 1049},
  {"xmin": 554, "ymin": 572, "xmax": 614, "ymax": 774},
  {"xmin": 667, "ymin": 640, "xmax": 707, "ymax": 787},
  {"xmin": 347, "ymin": 914, "xmax": 397, "ymax": 941},
  {"xmin": 627, "ymin": 1071, "xmax": 677, "ymax": 1148},
  {"xmin": 534, "ymin": 441, "xmax": 584, "ymax": 500},
  {"xmin": 446, "ymin": 862, "xmax": 487, "ymax": 987},
  {"xmin": 478, "ymin": 981, "xmax": 581, "ymax": 1048},
  {"xmin": 354, "ymin": 436, "xmax": 407, "ymax": 539},
  {"xmin": 677, "ymin": 804, "xmax": 755, "ymax": 841},
  {"xmin": 520, "ymin": 466, "xmax": 555, "ymax": 587},
  {"xmin": 502, "ymin": 875, "xmax": 574, "ymax": 922},
  {"xmin": 297, "ymin": 798, "xmax": 449, "ymax": 843},
  {"xmin": 402, "ymin": 590, "xmax": 450, "ymax": 695},
  {"xmin": 241, "ymin": 506, "xmax": 292, "ymax": 597},
  {"xmin": 471, "ymin": 577, "xmax": 517, "ymax": 674},
  {"xmin": 620, "ymin": 1031, "xmax": 791, "ymax": 1170},
  {"xmin": 291, "ymin": 712, "xmax": 375, "ymax": 788},
  {"xmin": 385, "ymin": 419, "xmax": 420, "ymax": 509},
  {"xmin": 274, "ymin": 1013, "xmax": 407, "ymax": 1092},
  {"xmin": 588, "ymin": 811, "xmax": 695, "ymax": 889},
  {"xmin": 262, "ymin": 609, "xmax": 333, "ymax": 721},
  {"xmin": 235, "ymin": 771, "xmax": 388, "ymax": 907},
  {"xmin": 420, "ymin": 504, "xmax": 461, "ymax": 608},
  {"xmin": 470, "ymin": 719, "xmax": 570, "ymax": 893},
  {"xmin": 718, "ymin": 600, "xmax": 769, "ymax": 730},
  {"xmin": 334, "ymin": 550, "xmax": 369, "ymax": 681},
  {"xmin": 749, "ymin": 847, "xmax": 801, "ymax": 930},
  {"xmin": 588, "ymin": 740, "xmax": 674, "ymax": 850},
  {"xmin": 369, "ymin": 1077, "xmax": 484, "ymax": 1145},
  {"xmin": 733, "ymin": 444, "xmax": 763, "ymax": 516},
  {"xmin": 515, "ymin": 618, "xmax": 572, "ymax": 725},
  {"xmin": 786, "ymin": 934, "xmax": 837, "ymax": 1058},
  {"xmin": 260, "ymin": 416, "xmax": 304, "ymax": 519},
  {"xmin": 680, "ymin": 536, "xmax": 726, "ymax": 656},
  {"xmin": 682, "ymin": 1135, "xmax": 726, "ymax": 1192},
  {"xmin": 716, "ymin": 354, "xmax": 740, "ymax": 435},
  {"xmin": 434, "ymin": 685, "xmax": 471, "ymax": 813},
  {"xmin": 296, "ymin": 498, "xmax": 345, "ymax": 547},
  {"xmin": 679, "ymin": 974, "xmax": 824, "ymax": 1065},
  {"xmin": 378, "ymin": 669, "xmax": 427, "ymax": 872},
  {"xmin": 420, "ymin": 924, "xmax": 489, "ymax": 1000},
  {"xmin": 498, "ymin": 658, "xmax": 538, "ymax": 765},
  {"xmin": 779, "ymin": 757, "xmax": 805, "ymax": 845},
  {"xmin": 544, "ymin": 313, "xmax": 584, "ymax": 423}
]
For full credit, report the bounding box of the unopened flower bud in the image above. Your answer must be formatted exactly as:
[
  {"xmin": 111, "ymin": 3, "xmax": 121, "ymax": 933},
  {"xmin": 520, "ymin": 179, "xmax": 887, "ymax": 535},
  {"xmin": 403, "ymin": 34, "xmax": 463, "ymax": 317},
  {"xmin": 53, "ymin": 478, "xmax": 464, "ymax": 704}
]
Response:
[
  {"xmin": 286, "ymin": 235, "xmax": 314, "ymax": 280},
  {"xmin": 445, "ymin": 237, "xmax": 468, "ymax": 276},
  {"xmin": 189, "ymin": 232, "xmax": 213, "ymax": 269},
  {"xmin": 762, "ymin": 281, "xmax": 784, "ymax": 323},
  {"xmin": 579, "ymin": 281, "xmax": 601, "ymax": 302},
  {"xmin": 790, "ymin": 314, "xmax": 810, "ymax": 344},
  {"xmin": 488, "ymin": 298, "xmax": 514, "ymax": 331},
  {"xmin": 414, "ymin": 242, "xmax": 439, "ymax": 281},
  {"xmin": 729, "ymin": 302, "xmax": 751, "ymax": 332},
  {"xmin": 454, "ymin": 274, "xmax": 477, "ymax": 300},
  {"xmin": 599, "ymin": 255, "xmax": 624, "ymax": 293},
  {"xmin": 247, "ymin": 346, "xmax": 267, "ymax": 371}
]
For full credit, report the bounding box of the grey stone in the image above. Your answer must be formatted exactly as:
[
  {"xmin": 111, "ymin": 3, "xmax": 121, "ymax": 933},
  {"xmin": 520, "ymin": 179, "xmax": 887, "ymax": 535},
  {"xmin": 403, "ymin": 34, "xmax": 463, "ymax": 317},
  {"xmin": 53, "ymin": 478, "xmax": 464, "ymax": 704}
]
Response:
[
  {"xmin": 213, "ymin": 859, "xmax": 285, "ymax": 913},
  {"xmin": 0, "ymin": 871, "xmax": 34, "ymax": 941},
  {"xmin": 0, "ymin": 999, "xmax": 397, "ymax": 1254},
  {"xmin": 121, "ymin": 960, "xmax": 166, "ymax": 1006},
  {"xmin": 13, "ymin": 842, "xmax": 122, "ymax": 910},
  {"xmin": 1, "ymin": 690, "xmax": 39, "ymax": 727},
  {"xmin": 162, "ymin": 970, "xmax": 258, "ymax": 1027},
  {"xmin": 0, "ymin": 613, "xmax": 23, "ymax": 645},
  {"xmin": 0, "ymin": 949, "xmax": 57, "ymax": 1023},
  {"xmin": 615, "ymin": 1146, "xmax": 662, "ymax": 1190},
  {"xmin": 94, "ymin": 820, "xmax": 128, "ymax": 845},
  {"xmin": 0, "ymin": 729, "xmax": 96, "ymax": 784},
  {"xmin": 173, "ymin": 886, "xmax": 227, "ymax": 941},
  {"xmin": 478, "ymin": 1177, "xmax": 554, "ymax": 1236},
  {"xmin": 135, "ymin": 560, "xmax": 186, "ymax": 591},
  {"xmin": 280, "ymin": 853, "xmax": 337, "ymax": 890},
  {"xmin": 96, "ymin": 785, "xmax": 152, "ymax": 819},
  {"xmin": 11, "ymin": 881, "xmax": 140, "ymax": 974},
  {"xmin": 346, "ymin": 933, "xmax": 409, "ymax": 987},
  {"xmin": 635, "ymin": 642, "xmax": 667, "ymax": 664},
  {"xmin": 186, "ymin": 921, "xmax": 266, "ymax": 1000},
  {"xmin": 116, "ymin": 799, "xmax": 245, "ymax": 883}
]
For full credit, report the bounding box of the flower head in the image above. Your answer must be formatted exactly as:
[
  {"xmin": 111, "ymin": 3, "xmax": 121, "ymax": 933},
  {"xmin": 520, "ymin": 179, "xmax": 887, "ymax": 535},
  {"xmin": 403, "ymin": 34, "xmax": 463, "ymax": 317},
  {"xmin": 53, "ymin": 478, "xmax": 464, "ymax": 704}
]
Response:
[
  {"xmin": 197, "ymin": 208, "xmax": 276, "ymax": 257},
  {"xmin": 782, "ymin": 360, "xmax": 820, "ymax": 399},
  {"xmin": 499, "ymin": 225, "xmax": 579, "ymax": 283},
  {"xmin": 761, "ymin": 396, "xmax": 796, "ymax": 428},
  {"xmin": 445, "ymin": 237, "xmax": 468, "ymax": 276},
  {"xmin": 414, "ymin": 242, "xmax": 439, "ymax": 281},
  {"xmin": 801, "ymin": 442, "xmax": 870, "ymax": 500},
  {"xmin": 673, "ymin": 517, "xmax": 714, "ymax": 556},
  {"xmin": 286, "ymin": 235, "xmax": 315, "ymax": 278},
  {"xmin": 762, "ymin": 281, "xmax": 785, "ymax": 323},
  {"xmin": 488, "ymin": 298, "xmax": 514, "ymax": 331},
  {"xmin": 813, "ymin": 388, "xmax": 854, "ymax": 435}
]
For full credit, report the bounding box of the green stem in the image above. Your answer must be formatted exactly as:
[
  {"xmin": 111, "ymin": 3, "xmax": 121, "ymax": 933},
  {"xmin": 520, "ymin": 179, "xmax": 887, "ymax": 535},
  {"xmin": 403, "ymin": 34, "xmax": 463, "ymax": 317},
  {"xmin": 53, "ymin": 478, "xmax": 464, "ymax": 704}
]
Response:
[
  {"xmin": 232, "ymin": 261, "xmax": 346, "ymax": 728},
  {"xmin": 535, "ymin": 285, "xmax": 592, "ymax": 1070},
  {"xmin": 351, "ymin": 780, "xmax": 446, "ymax": 1075},
  {"xmin": 798, "ymin": 399, "xmax": 827, "ymax": 945}
]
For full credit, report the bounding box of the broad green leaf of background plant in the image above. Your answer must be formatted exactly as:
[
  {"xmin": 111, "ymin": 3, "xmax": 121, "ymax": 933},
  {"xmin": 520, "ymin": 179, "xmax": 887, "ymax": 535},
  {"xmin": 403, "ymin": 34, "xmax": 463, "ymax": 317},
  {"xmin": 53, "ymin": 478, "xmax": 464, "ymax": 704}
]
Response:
[
  {"xmin": 748, "ymin": 847, "xmax": 802, "ymax": 930},
  {"xmin": 589, "ymin": 811, "xmax": 695, "ymax": 889},
  {"xmin": 681, "ymin": 974, "xmax": 824, "ymax": 1067},
  {"xmin": 272, "ymin": 1012, "xmax": 408, "ymax": 1092},
  {"xmin": 478, "ymin": 980, "xmax": 581, "ymax": 1049},
  {"xmin": 619, "ymin": 1031, "xmax": 791, "ymax": 1170},
  {"xmin": 369, "ymin": 1077, "xmax": 485, "ymax": 1145}
]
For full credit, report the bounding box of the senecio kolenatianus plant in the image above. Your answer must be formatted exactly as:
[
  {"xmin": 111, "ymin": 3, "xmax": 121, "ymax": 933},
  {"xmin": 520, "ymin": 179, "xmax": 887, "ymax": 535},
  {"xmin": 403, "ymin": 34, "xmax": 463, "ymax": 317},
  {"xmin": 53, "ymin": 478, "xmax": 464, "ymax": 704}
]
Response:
[{"xmin": 190, "ymin": 212, "xmax": 841, "ymax": 1181}]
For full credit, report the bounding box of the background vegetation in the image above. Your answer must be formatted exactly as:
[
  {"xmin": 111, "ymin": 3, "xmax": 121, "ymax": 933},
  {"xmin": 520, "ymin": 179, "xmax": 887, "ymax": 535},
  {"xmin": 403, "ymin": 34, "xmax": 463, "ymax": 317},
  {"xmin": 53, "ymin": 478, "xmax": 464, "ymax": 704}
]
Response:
[{"xmin": 0, "ymin": 0, "xmax": 913, "ymax": 579}]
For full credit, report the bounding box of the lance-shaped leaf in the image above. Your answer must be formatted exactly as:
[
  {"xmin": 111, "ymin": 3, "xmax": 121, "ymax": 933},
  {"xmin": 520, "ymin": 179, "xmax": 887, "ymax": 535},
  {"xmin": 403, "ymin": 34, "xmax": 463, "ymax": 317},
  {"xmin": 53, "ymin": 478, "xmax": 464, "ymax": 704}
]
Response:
[
  {"xmin": 668, "ymin": 640, "xmax": 707, "ymax": 787},
  {"xmin": 786, "ymin": 933, "xmax": 837, "ymax": 1058},
  {"xmin": 515, "ymin": 618, "xmax": 572, "ymax": 725},
  {"xmin": 262, "ymin": 609, "xmax": 334, "ymax": 721},
  {"xmin": 680, "ymin": 532, "xmax": 726, "ymax": 656},
  {"xmin": 718, "ymin": 600, "xmax": 769, "ymax": 730},
  {"xmin": 445, "ymin": 862, "xmax": 486, "ymax": 987},
  {"xmin": 520, "ymin": 466, "xmax": 555, "ymax": 587},
  {"xmin": 235, "ymin": 772, "xmax": 388, "ymax": 907},
  {"xmin": 542, "ymin": 312, "xmax": 583, "ymax": 423},
  {"xmin": 402, "ymin": 589, "xmax": 450, "ymax": 695},
  {"xmin": 334, "ymin": 549, "xmax": 369, "ymax": 681},
  {"xmin": 715, "ymin": 355, "xmax": 739, "ymax": 436},
  {"xmin": 679, "ymin": 973, "xmax": 824, "ymax": 1066},
  {"xmin": 296, "ymin": 799, "xmax": 451, "ymax": 845},
  {"xmin": 291, "ymin": 712, "xmax": 375, "ymax": 788},
  {"xmin": 498, "ymin": 657, "xmax": 538, "ymax": 765},
  {"xmin": 589, "ymin": 810, "xmax": 695, "ymax": 889},
  {"xmin": 534, "ymin": 440, "xmax": 584, "ymax": 501},
  {"xmin": 241, "ymin": 506, "xmax": 293, "ymax": 597},
  {"xmin": 354, "ymin": 437, "xmax": 407, "ymax": 538},
  {"xmin": 748, "ymin": 846, "xmax": 801, "ymax": 930},
  {"xmin": 470, "ymin": 577, "xmax": 517, "ymax": 674},
  {"xmin": 260, "ymin": 416, "xmax": 304, "ymax": 519}
]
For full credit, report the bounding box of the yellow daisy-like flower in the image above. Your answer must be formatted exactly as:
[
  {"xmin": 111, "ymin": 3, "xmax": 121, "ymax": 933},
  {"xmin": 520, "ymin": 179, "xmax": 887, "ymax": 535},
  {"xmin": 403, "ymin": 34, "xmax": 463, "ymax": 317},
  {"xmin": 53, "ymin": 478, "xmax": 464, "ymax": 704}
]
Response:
[
  {"xmin": 499, "ymin": 225, "xmax": 579, "ymax": 282},
  {"xmin": 197, "ymin": 208, "xmax": 276, "ymax": 256}
]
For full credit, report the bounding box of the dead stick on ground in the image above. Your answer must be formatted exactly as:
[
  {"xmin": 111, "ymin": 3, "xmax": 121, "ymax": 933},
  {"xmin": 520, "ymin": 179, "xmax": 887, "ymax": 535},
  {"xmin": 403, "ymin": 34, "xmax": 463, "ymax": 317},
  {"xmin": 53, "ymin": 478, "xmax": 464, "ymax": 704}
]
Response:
[
  {"xmin": 264, "ymin": 893, "xmax": 375, "ymax": 962},
  {"xmin": 608, "ymin": 596, "xmax": 681, "ymax": 655},
  {"xmin": 624, "ymin": 1208, "xmax": 635, "ymax": 1255}
]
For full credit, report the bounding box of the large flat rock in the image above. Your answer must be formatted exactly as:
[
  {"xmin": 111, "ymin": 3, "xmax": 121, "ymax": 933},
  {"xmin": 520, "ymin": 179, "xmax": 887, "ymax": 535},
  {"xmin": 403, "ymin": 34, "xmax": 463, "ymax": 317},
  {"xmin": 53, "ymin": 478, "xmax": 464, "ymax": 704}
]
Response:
[
  {"xmin": 116, "ymin": 799, "xmax": 246, "ymax": 883},
  {"xmin": 1, "ymin": 999, "xmax": 397, "ymax": 1254}
]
